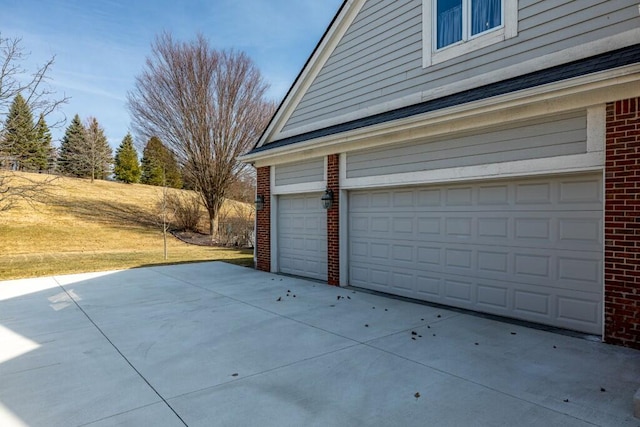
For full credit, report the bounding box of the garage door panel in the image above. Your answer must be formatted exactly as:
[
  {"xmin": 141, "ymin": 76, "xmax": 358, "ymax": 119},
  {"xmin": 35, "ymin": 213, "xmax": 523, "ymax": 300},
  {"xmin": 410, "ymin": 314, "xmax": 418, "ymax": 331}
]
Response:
[
  {"xmin": 444, "ymin": 279, "xmax": 474, "ymax": 303},
  {"xmin": 558, "ymin": 217, "xmax": 602, "ymax": 244},
  {"xmin": 478, "ymin": 217, "xmax": 509, "ymax": 238},
  {"xmin": 417, "ymin": 246, "xmax": 441, "ymax": 265},
  {"xmin": 514, "ymin": 289, "xmax": 551, "ymax": 317},
  {"xmin": 348, "ymin": 174, "xmax": 603, "ymax": 334},
  {"xmin": 478, "ymin": 184, "xmax": 510, "ymax": 205},
  {"xmin": 558, "ymin": 178, "xmax": 602, "ymax": 203},
  {"xmin": 278, "ymin": 193, "xmax": 327, "ymax": 281},
  {"xmin": 477, "ymin": 250, "xmax": 509, "ymax": 273},
  {"xmin": 557, "ymin": 257, "xmax": 602, "ymax": 291},
  {"xmin": 476, "ymin": 284, "xmax": 509, "ymax": 310},
  {"xmin": 557, "ymin": 297, "xmax": 600, "ymax": 326},
  {"xmin": 516, "ymin": 182, "xmax": 553, "ymax": 204},
  {"xmin": 391, "ymin": 271, "xmax": 414, "ymax": 291},
  {"xmin": 392, "ymin": 217, "xmax": 414, "ymax": 233},
  {"xmin": 416, "ymin": 275, "xmax": 441, "ymax": 297}
]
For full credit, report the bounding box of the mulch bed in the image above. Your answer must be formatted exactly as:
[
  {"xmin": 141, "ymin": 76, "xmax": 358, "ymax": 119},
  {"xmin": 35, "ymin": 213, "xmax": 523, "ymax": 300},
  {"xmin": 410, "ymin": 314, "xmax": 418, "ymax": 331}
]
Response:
[
  {"xmin": 171, "ymin": 230, "xmax": 222, "ymax": 247},
  {"xmin": 171, "ymin": 230, "xmax": 252, "ymax": 249}
]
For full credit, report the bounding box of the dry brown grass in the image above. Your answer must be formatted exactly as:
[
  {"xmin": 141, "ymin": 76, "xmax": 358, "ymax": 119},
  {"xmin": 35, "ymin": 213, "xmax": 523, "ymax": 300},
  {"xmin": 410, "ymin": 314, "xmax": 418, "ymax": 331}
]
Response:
[{"xmin": 0, "ymin": 172, "xmax": 253, "ymax": 280}]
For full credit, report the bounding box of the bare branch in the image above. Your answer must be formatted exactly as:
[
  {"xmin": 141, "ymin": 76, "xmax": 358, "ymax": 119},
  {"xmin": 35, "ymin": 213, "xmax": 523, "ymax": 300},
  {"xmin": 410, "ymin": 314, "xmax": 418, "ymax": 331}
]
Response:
[{"xmin": 0, "ymin": 33, "xmax": 69, "ymax": 127}]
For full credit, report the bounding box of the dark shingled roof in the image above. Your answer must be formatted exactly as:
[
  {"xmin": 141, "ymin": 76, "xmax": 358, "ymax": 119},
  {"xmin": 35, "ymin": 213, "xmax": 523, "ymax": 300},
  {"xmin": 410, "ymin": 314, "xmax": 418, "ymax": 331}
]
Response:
[{"xmin": 248, "ymin": 43, "xmax": 640, "ymax": 156}]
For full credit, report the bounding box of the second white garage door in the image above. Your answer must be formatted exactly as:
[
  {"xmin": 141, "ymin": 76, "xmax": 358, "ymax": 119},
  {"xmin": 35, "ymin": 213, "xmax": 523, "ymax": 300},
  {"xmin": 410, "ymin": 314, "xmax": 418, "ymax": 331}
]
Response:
[
  {"xmin": 278, "ymin": 193, "xmax": 327, "ymax": 281},
  {"xmin": 348, "ymin": 174, "xmax": 603, "ymax": 334}
]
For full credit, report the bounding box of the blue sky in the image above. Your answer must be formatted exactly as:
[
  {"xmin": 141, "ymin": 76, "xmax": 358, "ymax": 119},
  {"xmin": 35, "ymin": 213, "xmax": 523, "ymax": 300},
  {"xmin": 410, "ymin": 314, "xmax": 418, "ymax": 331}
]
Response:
[{"xmin": 0, "ymin": 0, "xmax": 343, "ymax": 148}]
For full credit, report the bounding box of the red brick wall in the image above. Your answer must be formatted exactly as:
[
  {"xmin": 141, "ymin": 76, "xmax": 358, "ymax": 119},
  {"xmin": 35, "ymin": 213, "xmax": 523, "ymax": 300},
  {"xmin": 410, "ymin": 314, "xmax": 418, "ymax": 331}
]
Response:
[
  {"xmin": 256, "ymin": 166, "xmax": 271, "ymax": 272},
  {"xmin": 604, "ymin": 98, "xmax": 640, "ymax": 349},
  {"xmin": 327, "ymin": 154, "xmax": 340, "ymax": 286}
]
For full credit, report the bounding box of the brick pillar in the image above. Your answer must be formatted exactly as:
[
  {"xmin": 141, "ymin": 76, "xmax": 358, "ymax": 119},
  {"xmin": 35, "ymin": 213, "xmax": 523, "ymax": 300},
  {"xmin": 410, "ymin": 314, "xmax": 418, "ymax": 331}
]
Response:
[
  {"xmin": 327, "ymin": 154, "xmax": 340, "ymax": 286},
  {"xmin": 604, "ymin": 98, "xmax": 640, "ymax": 349},
  {"xmin": 256, "ymin": 166, "xmax": 271, "ymax": 272}
]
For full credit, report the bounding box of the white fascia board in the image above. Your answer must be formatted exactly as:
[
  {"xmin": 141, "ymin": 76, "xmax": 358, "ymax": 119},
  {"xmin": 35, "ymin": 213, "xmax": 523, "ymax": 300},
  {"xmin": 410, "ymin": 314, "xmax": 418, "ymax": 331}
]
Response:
[
  {"xmin": 255, "ymin": 0, "xmax": 364, "ymax": 149},
  {"xmin": 342, "ymin": 152, "xmax": 605, "ymax": 190},
  {"xmin": 241, "ymin": 66, "xmax": 640, "ymax": 167},
  {"xmin": 272, "ymin": 28, "xmax": 640, "ymax": 141},
  {"xmin": 272, "ymin": 182, "xmax": 326, "ymax": 195}
]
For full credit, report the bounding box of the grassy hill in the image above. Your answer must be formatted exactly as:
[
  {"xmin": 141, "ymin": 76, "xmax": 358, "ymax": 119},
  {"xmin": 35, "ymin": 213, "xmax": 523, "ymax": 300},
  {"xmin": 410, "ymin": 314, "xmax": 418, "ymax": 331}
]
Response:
[{"xmin": 0, "ymin": 172, "xmax": 253, "ymax": 280}]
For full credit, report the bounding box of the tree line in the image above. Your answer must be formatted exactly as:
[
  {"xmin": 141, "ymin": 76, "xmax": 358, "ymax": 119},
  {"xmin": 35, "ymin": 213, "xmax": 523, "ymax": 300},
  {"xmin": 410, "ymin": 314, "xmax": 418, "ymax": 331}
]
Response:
[
  {"xmin": 2, "ymin": 31, "xmax": 274, "ymax": 239},
  {"xmin": 0, "ymin": 93, "xmax": 183, "ymax": 188}
]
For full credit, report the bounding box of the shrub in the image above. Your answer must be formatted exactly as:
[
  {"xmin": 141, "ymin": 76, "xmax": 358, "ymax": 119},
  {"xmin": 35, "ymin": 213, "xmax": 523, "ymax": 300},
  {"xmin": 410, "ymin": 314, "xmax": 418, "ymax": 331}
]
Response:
[
  {"xmin": 217, "ymin": 202, "xmax": 255, "ymax": 247},
  {"xmin": 165, "ymin": 192, "xmax": 202, "ymax": 231}
]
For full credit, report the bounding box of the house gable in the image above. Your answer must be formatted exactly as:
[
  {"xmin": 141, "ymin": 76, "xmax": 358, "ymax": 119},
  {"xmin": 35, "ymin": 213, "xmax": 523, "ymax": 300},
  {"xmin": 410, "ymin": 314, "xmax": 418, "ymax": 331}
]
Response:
[
  {"xmin": 254, "ymin": 0, "xmax": 640, "ymax": 152},
  {"xmin": 256, "ymin": 0, "xmax": 361, "ymax": 150}
]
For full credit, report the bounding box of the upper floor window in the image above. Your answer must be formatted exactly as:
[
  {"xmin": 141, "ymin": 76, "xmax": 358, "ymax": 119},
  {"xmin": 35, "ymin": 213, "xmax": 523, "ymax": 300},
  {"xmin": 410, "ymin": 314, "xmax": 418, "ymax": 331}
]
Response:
[
  {"xmin": 437, "ymin": 0, "xmax": 502, "ymax": 49},
  {"xmin": 423, "ymin": 0, "xmax": 517, "ymax": 67}
]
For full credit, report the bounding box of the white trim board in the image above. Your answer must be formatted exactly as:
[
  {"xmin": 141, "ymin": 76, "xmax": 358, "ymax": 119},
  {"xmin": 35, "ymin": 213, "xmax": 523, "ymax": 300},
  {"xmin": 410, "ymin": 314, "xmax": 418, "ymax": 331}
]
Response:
[
  {"xmin": 342, "ymin": 152, "xmax": 604, "ymax": 190},
  {"xmin": 272, "ymin": 182, "xmax": 326, "ymax": 195}
]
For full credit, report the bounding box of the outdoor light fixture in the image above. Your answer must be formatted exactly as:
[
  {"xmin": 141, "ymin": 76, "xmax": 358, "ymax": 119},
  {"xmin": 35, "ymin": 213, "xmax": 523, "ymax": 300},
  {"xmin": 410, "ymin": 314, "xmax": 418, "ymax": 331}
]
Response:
[
  {"xmin": 255, "ymin": 195, "xmax": 265, "ymax": 211},
  {"xmin": 321, "ymin": 189, "xmax": 334, "ymax": 210}
]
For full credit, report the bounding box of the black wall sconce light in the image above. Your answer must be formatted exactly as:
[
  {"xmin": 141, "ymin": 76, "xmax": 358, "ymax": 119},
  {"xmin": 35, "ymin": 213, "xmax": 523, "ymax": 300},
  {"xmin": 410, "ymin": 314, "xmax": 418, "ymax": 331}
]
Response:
[
  {"xmin": 321, "ymin": 188, "xmax": 334, "ymax": 210},
  {"xmin": 255, "ymin": 194, "xmax": 265, "ymax": 211}
]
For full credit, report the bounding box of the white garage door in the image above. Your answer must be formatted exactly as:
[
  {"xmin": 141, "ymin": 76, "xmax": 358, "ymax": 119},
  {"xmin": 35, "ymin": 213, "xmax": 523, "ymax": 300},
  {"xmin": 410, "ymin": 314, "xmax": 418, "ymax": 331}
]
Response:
[
  {"xmin": 278, "ymin": 193, "xmax": 327, "ymax": 281},
  {"xmin": 349, "ymin": 174, "xmax": 603, "ymax": 334}
]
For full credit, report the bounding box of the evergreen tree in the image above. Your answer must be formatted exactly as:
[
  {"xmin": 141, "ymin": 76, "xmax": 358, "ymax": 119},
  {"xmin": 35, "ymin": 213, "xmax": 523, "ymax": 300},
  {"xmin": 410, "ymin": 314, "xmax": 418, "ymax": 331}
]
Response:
[
  {"xmin": 57, "ymin": 114, "xmax": 87, "ymax": 177},
  {"xmin": 113, "ymin": 133, "xmax": 141, "ymax": 183},
  {"xmin": 33, "ymin": 114, "xmax": 53, "ymax": 172},
  {"xmin": 84, "ymin": 117, "xmax": 113, "ymax": 181},
  {"xmin": 140, "ymin": 136, "xmax": 182, "ymax": 188},
  {"xmin": 1, "ymin": 93, "xmax": 37, "ymax": 171}
]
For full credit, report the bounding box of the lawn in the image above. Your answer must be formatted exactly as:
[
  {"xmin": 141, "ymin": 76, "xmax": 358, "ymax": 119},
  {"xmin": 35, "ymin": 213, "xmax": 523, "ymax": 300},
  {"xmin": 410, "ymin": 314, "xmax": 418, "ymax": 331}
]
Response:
[{"xmin": 0, "ymin": 172, "xmax": 254, "ymax": 280}]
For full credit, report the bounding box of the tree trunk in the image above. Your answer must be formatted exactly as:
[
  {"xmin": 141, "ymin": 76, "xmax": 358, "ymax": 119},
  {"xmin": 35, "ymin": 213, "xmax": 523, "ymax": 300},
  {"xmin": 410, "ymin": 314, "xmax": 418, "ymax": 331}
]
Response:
[
  {"xmin": 163, "ymin": 226, "xmax": 168, "ymax": 260},
  {"xmin": 208, "ymin": 211, "xmax": 219, "ymax": 241}
]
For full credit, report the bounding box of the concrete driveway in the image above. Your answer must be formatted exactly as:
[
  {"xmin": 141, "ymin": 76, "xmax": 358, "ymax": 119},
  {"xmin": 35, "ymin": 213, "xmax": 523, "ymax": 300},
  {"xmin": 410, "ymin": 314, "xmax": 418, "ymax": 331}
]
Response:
[{"xmin": 0, "ymin": 262, "xmax": 638, "ymax": 426}]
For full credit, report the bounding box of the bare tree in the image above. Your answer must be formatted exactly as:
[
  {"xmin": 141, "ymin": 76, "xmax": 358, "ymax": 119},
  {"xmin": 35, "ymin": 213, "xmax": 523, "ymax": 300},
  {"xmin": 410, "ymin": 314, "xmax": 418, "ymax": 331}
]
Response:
[
  {"xmin": 0, "ymin": 34, "xmax": 65, "ymax": 214},
  {"xmin": 0, "ymin": 33, "xmax": 68, "ymax": 127},
  {"xmin": 128, "ymin": 33, "xmax": 275, "ymax": 237}
]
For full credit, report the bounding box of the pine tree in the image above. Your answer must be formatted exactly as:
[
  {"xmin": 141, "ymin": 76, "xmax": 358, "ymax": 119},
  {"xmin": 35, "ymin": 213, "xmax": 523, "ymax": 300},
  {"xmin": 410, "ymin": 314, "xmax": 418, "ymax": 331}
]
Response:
[
  {"xmin": 33, "ymin": 114, "xmax": 53, "ymax": 172},
  {"xmin": 1, "ymin": 94, "xmax": 37, "ymax": 171},
  {"xmin": 57, "ymin": 114, "xmax": 87, "ymax": 177},
  {"xmin": 84, "ymin": 117, "xmax": 113, "ymax": 181},
  {"xmin": 113, "ymin": 133, "xmax": 141, "ymax": 183},
  {"xmin": 140, "ymin": 136, "xmax": 182, "ymax": 188}
]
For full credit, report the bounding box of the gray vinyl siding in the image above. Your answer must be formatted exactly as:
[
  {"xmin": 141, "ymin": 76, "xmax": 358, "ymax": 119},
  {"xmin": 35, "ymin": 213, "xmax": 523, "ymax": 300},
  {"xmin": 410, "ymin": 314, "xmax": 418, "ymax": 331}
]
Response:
[
  {"xmin": 274, "ymin": 158, "xmax": 324, "ymax": 186},
  {"xmin": 279, "ymin": 0, "xmax": 638, "ymax": 135},
  {"xmin": 346, "ymin": 112, "xmax": 587, "ymax": 179}
]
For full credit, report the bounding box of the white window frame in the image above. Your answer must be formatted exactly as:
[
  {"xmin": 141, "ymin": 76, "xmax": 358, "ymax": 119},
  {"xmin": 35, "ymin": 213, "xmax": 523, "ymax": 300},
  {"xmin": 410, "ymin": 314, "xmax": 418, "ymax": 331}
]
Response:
[{"xmin": 423, "ymin": 0, "xmax": 518, "ymax": 68}]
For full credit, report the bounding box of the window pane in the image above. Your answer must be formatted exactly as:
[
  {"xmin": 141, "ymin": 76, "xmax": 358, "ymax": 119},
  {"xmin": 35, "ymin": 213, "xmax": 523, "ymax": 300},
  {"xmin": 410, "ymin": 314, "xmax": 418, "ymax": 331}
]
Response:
[
  {"xmin": 437, "ymin": 0, "xmax": 462, "ymax": 49},
  {"xmin": 471, "ymin": 0, "xmax": 502, "ymax": 36}
]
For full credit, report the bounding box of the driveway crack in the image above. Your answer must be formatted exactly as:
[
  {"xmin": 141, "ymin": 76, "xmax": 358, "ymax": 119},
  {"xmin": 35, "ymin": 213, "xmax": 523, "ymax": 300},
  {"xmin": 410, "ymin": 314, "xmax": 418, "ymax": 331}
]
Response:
[{"xmin": 53, "ymin": 278, "xmax": 189, "ymax": 427}]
